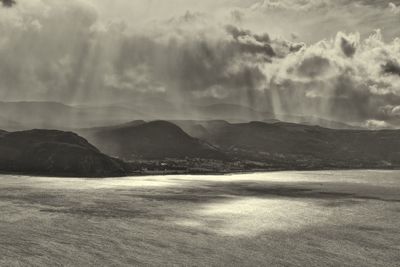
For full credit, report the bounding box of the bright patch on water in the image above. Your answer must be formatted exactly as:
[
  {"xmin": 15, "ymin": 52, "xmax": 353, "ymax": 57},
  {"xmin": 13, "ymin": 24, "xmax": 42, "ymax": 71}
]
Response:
[{"xmin": 193, "ymin": 198, "xmax": 330, "ymax": 236}]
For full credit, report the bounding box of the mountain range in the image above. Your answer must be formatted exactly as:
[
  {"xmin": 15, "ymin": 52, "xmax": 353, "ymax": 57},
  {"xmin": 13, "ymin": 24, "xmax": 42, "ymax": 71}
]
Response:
[
  {"xmin": 0, "ymin": 101, "xmax": 362, "ymax": 131},
  {"xmin": 81, "ymin": 120, "xmax": 400, "ymax": 169},
  {"xmin": 1, "ymin": 99, "xmax": 399, "ymax": 177},
  {"xmin": 185, "ymin": 120, "xmax": 400, "ymax": 168}
]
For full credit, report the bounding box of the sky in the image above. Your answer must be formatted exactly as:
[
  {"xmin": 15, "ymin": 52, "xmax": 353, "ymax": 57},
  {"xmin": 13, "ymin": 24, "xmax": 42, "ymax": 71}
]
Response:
[{"xmin": 1, "ymin": 0, "xmax": 400, "ymax": 128}]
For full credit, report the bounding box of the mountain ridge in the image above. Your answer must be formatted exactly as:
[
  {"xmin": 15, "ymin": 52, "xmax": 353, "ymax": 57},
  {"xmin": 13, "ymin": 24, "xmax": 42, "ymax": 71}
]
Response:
[
  {"xmin": 0, "ymin": 129, "xmax": 129, "ymax": 177},
  {"xmin": 80, "ymin": 120, "xmax": 227, "ymax": 161},
  {"xmin": 0, "ymin": 101, "xmax": 368, "ymax": 130}
]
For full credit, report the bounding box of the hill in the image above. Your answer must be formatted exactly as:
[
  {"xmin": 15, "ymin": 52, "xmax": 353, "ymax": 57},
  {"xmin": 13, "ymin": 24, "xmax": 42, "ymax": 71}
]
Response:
[
  {"xmin": 172, "ymin": 120, "xmax": 231, "ymax": 140},
  {"xmin": 197, "ymin": 121, "xmax": 400, "ymax": 168},
  {"xmin": 0, "ymin": 129, "xmax": 128, "ymax": 177},
  {"xmin": 80, "ymin": 121, "xmax": 226, "ymax": 161},
  {"xmin": 195, "ymin": 104, "xmax": 269, "ymax": 121},
  {"xmin": 194, "ymin": 104, "xmax": 361, "ymax": 129}
]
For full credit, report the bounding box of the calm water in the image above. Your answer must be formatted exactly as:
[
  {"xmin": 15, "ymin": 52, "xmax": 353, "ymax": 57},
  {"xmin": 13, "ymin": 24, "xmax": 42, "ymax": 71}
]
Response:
[{"xmin": 0, "ymin": 170, "xmax": 399, "ymax": 266}]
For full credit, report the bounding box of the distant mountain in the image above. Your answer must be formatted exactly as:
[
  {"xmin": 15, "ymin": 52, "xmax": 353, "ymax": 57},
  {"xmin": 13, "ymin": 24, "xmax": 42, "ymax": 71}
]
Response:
[
  {"xmin": 0, "ymin": 101, "xmax": 364, "ymax": 130},
  {"xmin": 78, "ymin": 120, "xmax": 146, "ymax": 132},
  {"xmin": 172, "ymin": 120, "xmax": 231, "ymax": 140},
  {"xmin": 0, "ymin": 129, "xmax": 128, "ymax": 177},
  {"xmin": 186, "ymin": 103, "xmax": 362, "ymax": 129},
  {"xmin": 0, "ymin": 101, "xmax": 144, "ymax": 129},
  {"xmin": 199, "ymin": 103, "xmax": 363, "ymax": 129},
  {"xmin": 273, "ymin": 115, "xmax": 364, "ymax": 130},
  {"xmin": 196, "ymin": 121, "xmax": 400, "ymax": 168},
  {"xmin": 111, "ymin": 101, "xmax": 362, "ymax": 129},
  {"xmin": 195, "ymin": 104, "xmax": 269, "ymax": 121},
  {"xmin": 80, "ymin": 121, "xmax": 226, "ymax": 160}
]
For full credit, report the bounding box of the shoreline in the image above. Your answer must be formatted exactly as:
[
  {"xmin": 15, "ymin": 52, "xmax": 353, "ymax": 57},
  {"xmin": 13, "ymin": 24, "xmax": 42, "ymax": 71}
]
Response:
[{"xmin": 1, "ymin": 166, "xmax": 399, "ymax": 179}]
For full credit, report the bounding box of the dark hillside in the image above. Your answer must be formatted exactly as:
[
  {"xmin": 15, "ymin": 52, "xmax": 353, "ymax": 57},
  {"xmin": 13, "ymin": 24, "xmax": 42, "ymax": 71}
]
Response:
[
  {"xmin": 82, "ymin": 121, "xmax": 226, "ymax": 160},
  {"xmin": 0, "ymin": 130, "xmax": 128, "ymax": 177}
]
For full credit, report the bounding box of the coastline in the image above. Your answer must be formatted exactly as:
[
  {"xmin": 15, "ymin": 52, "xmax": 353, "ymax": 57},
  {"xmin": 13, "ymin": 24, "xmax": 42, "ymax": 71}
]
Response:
[{"xmin": 1, "ymin": 166, "xmax": 399, "ymax": 179}]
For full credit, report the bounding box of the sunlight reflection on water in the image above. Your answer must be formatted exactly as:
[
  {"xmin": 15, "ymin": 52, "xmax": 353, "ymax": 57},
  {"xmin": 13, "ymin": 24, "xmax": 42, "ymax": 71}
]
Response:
[{"xmin": 179, "ymin": 198, "xmax": 330, "ymax": 236}]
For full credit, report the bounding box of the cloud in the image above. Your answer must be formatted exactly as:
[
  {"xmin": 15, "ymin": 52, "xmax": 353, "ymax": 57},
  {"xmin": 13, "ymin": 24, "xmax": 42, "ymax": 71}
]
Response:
[
  {"xmin": 389, "ymin": 2, "xmax": 400, "ymax": 14},
  {"xmin": 250, "ymin": 0, "xmax": 332, "ymax": 11},
  {"xmin": 365, "ymin": 119, "xmax": 390, "ymax": 129},
  {"xmin": 1, "ymin": 0, "xmax": 400, "ymax": 128},
  {"xmin": 225, "ymin": 25, "xmax": 275, "ymax": 57},
  {"xmin": 339, "ymin": 37, "xmax": 357, "ymax": 58},
  {"xmin": 243, "ymin": 0, "xmax": 400, "ymax": 44},
  {"xmin": 0, "ymin": 0, "xmax": 100, "ymax": 100},
  {"xmin": 382, "ymin": 60, "xmax": 400, "ymax": 76},
  {"xmin": 264, "ymin": 30, "xmax": 400, "ymax": 127},
  {"xmin": 1, "ymin": 0, "xmax": 16, "ymax": 8},
  {"xmin": 296, "ymin": 56, "xmax": 331, "ymax": 78},
  {"xmin": 251, "ymin": 0, "xmax": 400, "ymax": 11}
]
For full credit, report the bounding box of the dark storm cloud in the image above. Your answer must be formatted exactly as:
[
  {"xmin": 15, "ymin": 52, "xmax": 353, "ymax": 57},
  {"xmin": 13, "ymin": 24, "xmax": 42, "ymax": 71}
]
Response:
[
  {"xmin": 296, "ymin": 56, "xmax": 331, "ymax": 78},
  {"xmin": 289, "ymin": 43, "xmax": 305, "ymax": 53},
  {"xmin": 382, "ymin": 60, "xmax": 400, "ymax": 76},
  {"xmin": 113, "ymin": 33, "xmax": 269, "ymax": 101},
  {"xmin": 226, "ymin": 25, "xmax": 271, "ymax": 43},
  {"xmin": 340, "ymin": 37, "xmax": 357, "ymax": 58},
  {"xmin": 225, "ymin": 25, "xmax": 275, "ymax": 57},
  {"xmin": 105, "ymin": 15, "xmax": 290, "ymax": 104},
  {"xmin": 1, "ymin": 0, "xmax": 16, "ymax": 7}
]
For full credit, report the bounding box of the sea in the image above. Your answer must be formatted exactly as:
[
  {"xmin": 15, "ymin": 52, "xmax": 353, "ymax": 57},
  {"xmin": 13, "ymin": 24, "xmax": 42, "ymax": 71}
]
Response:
[{"xmin": 0, "ymin": 170, "xmax": 399, "ymax": 266}]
